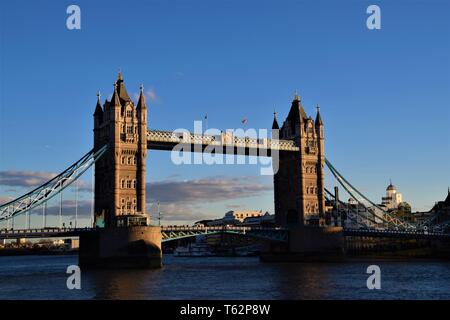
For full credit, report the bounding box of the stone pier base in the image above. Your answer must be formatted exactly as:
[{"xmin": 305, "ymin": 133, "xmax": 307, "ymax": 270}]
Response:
[
  {"xmin": 260, "ymin": 226, "xmax": 345, "ymax": 262},
  {"xmin": 79, "ymin": 226, "xmax": 162, "ymax": 269}
]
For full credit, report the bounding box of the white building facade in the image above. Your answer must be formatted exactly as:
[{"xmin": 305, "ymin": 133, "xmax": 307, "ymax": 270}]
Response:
[{"xmin": 381, "ymin": 182, "xmax": 403, "ymax": 210}]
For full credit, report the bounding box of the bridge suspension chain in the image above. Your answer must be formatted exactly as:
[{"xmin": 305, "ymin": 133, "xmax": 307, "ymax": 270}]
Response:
[
  {"xmin": 0, "ymin": 145, "xmax": 108, "ymax": 222},
  {"xmin": 325, "ymin": 158, "xmax": 416, "ymax": 230}
]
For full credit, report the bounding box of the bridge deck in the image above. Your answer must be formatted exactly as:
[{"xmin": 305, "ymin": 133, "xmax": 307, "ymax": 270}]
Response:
[
  {"xmin": 147, "ymin": 129, "xmax": 299, "ymax": 155},
  {"xmin": 343, "ymin": 228, "xmax": 450, "ymax": 240},
  {"xmin": 1, "ymin": 227, "xmax": 449, "ymax": 241}
]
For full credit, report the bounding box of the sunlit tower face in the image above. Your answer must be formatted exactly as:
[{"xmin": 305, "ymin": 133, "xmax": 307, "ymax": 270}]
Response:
[{"xmin": 93, "ymin": 73, "xmax": 148, "ymax": 227}]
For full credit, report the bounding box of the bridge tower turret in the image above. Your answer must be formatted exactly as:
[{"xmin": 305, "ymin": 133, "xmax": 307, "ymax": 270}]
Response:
[
  {"xmin": 93, "ymin": 72, "xmax": 148, "ymax": 227},
  {"xmin": 273, "ymin": 93, "xmax": 325, "ymax": 227}
]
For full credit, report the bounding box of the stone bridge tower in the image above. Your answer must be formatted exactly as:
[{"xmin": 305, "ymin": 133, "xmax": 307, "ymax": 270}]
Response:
[
  {"xmin": 272, "ymin": 94, "xmax": 325, "ymax": 227},
  {"xmin": 93, "ymin": 73, "xmax": 147, "ymax": 227}
]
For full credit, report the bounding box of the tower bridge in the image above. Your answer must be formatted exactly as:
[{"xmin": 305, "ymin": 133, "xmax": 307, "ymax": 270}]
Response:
[{"xmin": 1, "ymin": 73, "xmax": 449, "ymax": 267}]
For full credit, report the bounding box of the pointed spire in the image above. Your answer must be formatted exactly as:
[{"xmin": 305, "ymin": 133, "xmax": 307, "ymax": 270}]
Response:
[
  {"xmin": 111, "ymin": 82, "xmax": 121, "ymax": 107},
  {"xmin": 137, "ymin": 84, "xmax": 147, "ymax": 109},
  {"xmin": 315, "ymin": 104, "xmax": 323, "ymax": 126},
  {"xmin": 272, "ymin": 110, "xmax": 279, "ymax": 129},
  {"xmin": 286, "ymin": 90, "xmax": 306, "ymax": 126},
  {"xmin": 115, "ymin": 71, "xmax": 131, "ymax": 103},
  {"xmin": 293, "ymin": 90, "xmax": 300, "ymax": 102},
  {"xmin": 94, "ymin": 91, "xmax": 103, "ymax": 116},
  {"xmin": 444, "ymin": 187, "xmax": 450, "ymax": 205}
]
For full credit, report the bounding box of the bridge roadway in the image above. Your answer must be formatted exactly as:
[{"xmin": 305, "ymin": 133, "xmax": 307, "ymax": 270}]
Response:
[
  {"xmin": 1, "ymin": 226, "xmax": 449, "ymax": 241},
  {"xmin": 147, "ymin": 129, "xmax": 299, "ymax": 155},
  {"xmin": 0, "ymin": 226, "xmax": 289, "ymax": 243},
  {"xmin": 343, "ymin": 228, "xmax": 450, "ymax": 240}
]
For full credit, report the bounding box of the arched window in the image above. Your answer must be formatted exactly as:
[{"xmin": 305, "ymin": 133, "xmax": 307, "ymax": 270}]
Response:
[
  {"xmin": 127, "ymin": 180, "xmax": 131, "ymax": 188},
  {"xmin": 121, "ymin": 180, "xmax": 125, "ymax": 189},
  {"xmin": 133, "ymin": 180, "xmax": 136, "ymax": 189},
  {"xmin": 127, "ymin": 157, "xmax": 132, "ymax": 165}
]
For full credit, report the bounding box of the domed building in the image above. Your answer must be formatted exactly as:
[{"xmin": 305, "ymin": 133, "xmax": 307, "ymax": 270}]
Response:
[{"xmin": 381, "ymin": 180, "xmax": 403, "ymax": 210}]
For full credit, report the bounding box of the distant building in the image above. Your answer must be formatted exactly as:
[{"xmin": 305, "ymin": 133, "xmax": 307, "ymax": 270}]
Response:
[
  {"xmin": 430, "ymin": 188, "xmax": 450, "ymax": 224},
  {"xmin": 224, "ymin": 210, "xmax": 263, "ymax": 223},
  {"xmin": 381, "ymin": 181, "xmax": 403, "ymax": 210},
  {"xmin": 241, "ymin": 212, "xmax": 275, "ymax": 227},
  {"xmin": 202, "ymin": 210, "xmax": 274, "ymax": 227}
]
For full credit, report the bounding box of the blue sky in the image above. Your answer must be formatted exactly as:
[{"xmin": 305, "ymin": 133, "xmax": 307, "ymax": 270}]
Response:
[{"xmin": 0, "ymin": 0, "xmax": 449, "ymax": 227}]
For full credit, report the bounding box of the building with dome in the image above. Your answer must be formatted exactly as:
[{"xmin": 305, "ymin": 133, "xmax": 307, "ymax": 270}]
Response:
[{"xmin": 381, "ymin": 181, "xmax": 403, "ymax": 210}]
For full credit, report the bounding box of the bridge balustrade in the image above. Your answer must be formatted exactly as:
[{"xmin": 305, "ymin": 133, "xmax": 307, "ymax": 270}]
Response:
[{"xmin": 147, "ymin": 130, "xmax": 299, "ymax": 151}]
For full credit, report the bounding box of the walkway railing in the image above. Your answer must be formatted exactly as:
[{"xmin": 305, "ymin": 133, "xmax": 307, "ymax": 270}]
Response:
[{"xmin": 147, "ymin": 129, "xmax": 299, "ymax": 152}]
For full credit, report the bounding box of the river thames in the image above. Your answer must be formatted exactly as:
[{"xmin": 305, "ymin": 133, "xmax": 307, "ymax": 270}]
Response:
[{"xmin": 0, "ymin": 255, "xmax": 449, "ymax": 299}]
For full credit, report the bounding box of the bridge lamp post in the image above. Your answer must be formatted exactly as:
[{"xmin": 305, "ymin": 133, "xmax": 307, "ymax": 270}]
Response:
[
  {"xmin": 43, "ymin": 200, "xmax": 47, "ymax": 229},
  {"xmin": 26, "ymin": 196, "xmax": 31, "ymax": 230},
  {"xmin": 157, "ymin": 201, "xmax": 162, "ymax": 227},
  {"xmin": 59, "ymin": 180, "xmax": 63, "ymax": 229},
  {"xmin": 75, "ymin": 180, "xmax": 78, "ymax": 229}
]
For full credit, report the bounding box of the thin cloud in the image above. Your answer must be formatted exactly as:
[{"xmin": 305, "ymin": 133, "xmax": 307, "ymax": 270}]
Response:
[
  {"xmin": 147, "ymin": 175, "xmax": 272, "ymax": 205},
  {"xmin": 0, "ymin": 196, "xmax": 14, "ymax": 205},
  {"xmin": 133, "ymin": 87, "xmax": 160, "ymax": 105},
  {"xmin": 147, "ymin": 202, "xmax": 211, "ymax": 223},
  {"xmin": 43, "ymin": 199, "xmax": 93, "ymax": 218},
  {"xmin": 226, "ymin": 204, "xmax": 244, "ymax": 209},
  {"xmin": 174, "ymin": 71, "xmax": 185, "ymax": 79},
  {"xmin": 146, "ymin": 88, "xmax": 157, "ymax": 103},
  {"xmin": 145, "ymin": 175, "xmax": 272, "ymax": 224},
  {"xmin": 0, "ymin": 170, "xmax": 92, "ymax": 192},
  {"xmin": 0, "ymin": 171, "xmax": 57, "ymax": 188}
]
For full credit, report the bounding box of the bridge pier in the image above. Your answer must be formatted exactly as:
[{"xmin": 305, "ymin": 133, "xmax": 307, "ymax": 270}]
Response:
[
  {"xmin": 260, "ymin": 226, "xmax": 345, "ymax": 262},
  {"xmin": 79, "ymin": 226, "xmax": 162, "ymax": 269}
]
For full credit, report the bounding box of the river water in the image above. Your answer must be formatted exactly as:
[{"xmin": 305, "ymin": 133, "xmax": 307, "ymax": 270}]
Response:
[{"xmin": 0, "ymin": 255, "xmax": 449, "ymax": 299}]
